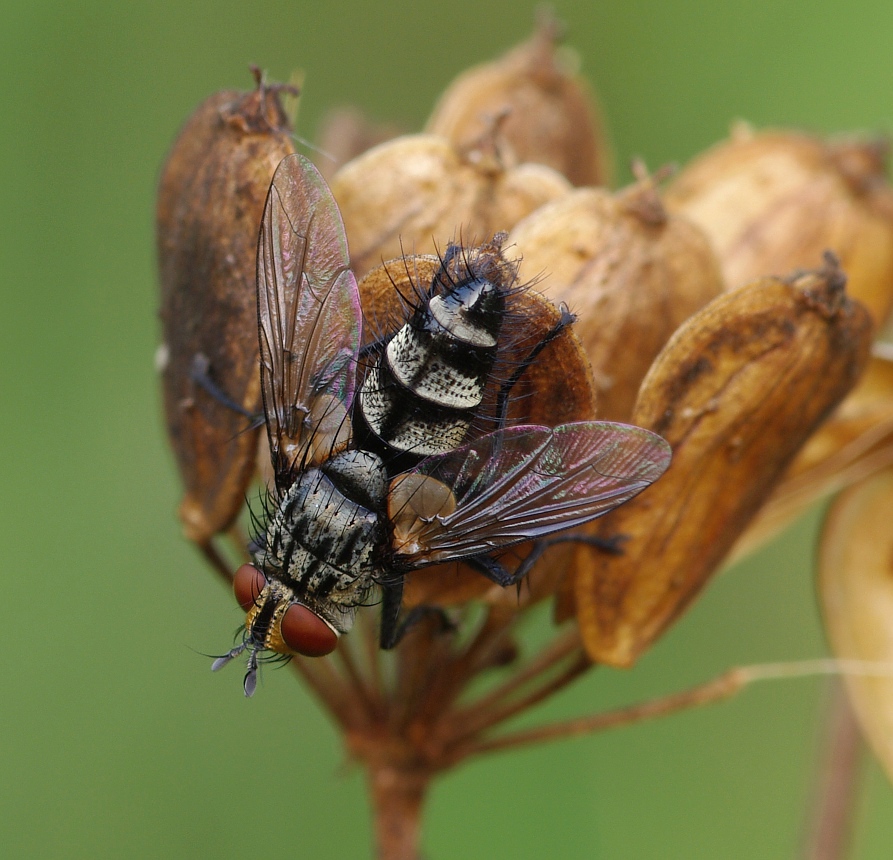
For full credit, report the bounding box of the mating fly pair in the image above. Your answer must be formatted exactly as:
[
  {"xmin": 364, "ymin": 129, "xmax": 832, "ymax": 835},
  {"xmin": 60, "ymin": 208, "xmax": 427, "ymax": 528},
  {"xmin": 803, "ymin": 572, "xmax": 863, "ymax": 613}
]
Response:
[{"xmin": 213, "ymin": 152, "xmax": 671, "ymax": 695}]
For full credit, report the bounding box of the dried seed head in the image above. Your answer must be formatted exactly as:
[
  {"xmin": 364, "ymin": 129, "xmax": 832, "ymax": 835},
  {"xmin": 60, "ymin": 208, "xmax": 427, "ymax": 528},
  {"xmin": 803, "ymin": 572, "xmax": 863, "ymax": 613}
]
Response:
[
  {"xmin": 425, "ymin": 14, "xmax": 611, "ymax": 187},
  {"xmin": 508, "ymin": 172, "xmax": 724, "ymax": 422},
  {"xmin": 314, "ymin": 106, "xmax": 402, "ymax": 182},
  {"xmin": 157, "ymin": 76, "xmax": 295, "ymax": 544},
  {"xmin": 572, "ymin": 256, "xmax": 873, "ymax": 666},
  {"xmin": 819, "ymin": 466, "xmax": 893, "ymax": 784},
  {"xmin": 666, "ymin": 129, "xmax": 893, "ymax": 326},
  {"xmin": 356, "ymin": 246, "xmax": 597, "ymax": 608},
  {"xmin": 331, "ymin": 134, "xmax": 571, "ymax": 279},
  {"xmin": 733, "ymin": 353, "xmax": 893, "ymax": 559}
]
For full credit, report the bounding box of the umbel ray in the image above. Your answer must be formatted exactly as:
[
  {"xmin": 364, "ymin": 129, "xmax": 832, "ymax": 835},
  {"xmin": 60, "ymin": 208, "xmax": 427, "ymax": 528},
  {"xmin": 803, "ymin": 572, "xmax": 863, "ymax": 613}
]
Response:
[{"xmin": 211, "ymin": 152, "xmax": 671, "ymax": 695}]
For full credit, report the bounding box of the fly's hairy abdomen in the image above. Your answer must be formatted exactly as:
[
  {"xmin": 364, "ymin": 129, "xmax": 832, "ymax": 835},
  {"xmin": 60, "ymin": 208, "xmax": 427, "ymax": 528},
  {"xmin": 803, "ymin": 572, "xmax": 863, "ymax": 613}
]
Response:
[{"xmin": 358, "ymin": 272, "xmax": 506, "ymax": 460}]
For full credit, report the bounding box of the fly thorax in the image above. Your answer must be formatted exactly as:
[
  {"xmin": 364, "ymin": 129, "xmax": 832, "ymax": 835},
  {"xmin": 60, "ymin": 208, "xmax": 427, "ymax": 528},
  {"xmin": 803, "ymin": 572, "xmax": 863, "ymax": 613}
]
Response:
[{"xmin": 259, "ymin": 464, "xmax": 385, "ymax": 633}]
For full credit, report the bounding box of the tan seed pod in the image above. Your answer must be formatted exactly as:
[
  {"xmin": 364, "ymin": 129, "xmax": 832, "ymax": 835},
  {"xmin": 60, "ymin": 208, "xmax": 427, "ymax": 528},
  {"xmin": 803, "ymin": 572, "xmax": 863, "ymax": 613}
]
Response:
[
  {"xmin": 819, "ymin": 466, "xmax": 893, "ymax": 784},
  {"xmin": 331, "ymin": 134, "xmax": 571, "ymax": 280},
  {"xmin": 314, "ymin": 105, "xmax": 402, "ymax": 182},
  {"xmin": 356, "ymin": 247, "xmax": 598, "ymax": 608},
  {"xmin": 508, "ymin": 173, "xmax": 724, "ymax": 422},
  {"xmin": 157, "ymin": 76, "xmax": 295, "ymax": 545},
  {"xmin": 572, "ymin": 256, "xmax": 873, "ymax": 667},
  {"xmin": 425, "ymin": 14, "xmax": 611, "ymax": 187},
  {"xmin": 666, "ymin": 128, "xmax": 893, "ymax": 326},
  {"xmin": 732, "ymin": 352, "xmax": 893, "ymax": 560}
]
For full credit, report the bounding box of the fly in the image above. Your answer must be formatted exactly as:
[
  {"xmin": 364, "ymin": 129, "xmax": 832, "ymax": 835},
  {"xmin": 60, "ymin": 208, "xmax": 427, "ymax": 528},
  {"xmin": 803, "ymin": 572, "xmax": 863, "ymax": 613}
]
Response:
[{"xmin": 213, "ymin": 152, "xmax": 672, "ymax": 695}]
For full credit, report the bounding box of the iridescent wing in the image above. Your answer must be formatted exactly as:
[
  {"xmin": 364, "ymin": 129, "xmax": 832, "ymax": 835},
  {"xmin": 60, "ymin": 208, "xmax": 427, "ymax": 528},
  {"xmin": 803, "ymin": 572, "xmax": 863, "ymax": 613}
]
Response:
[
  {"xmin": 389, "ymin": 422, "xmax": 671, "ymax": 564},
  {"xmin": 257, "ymin": 153, "xmax": 361, "ymax": 495}
]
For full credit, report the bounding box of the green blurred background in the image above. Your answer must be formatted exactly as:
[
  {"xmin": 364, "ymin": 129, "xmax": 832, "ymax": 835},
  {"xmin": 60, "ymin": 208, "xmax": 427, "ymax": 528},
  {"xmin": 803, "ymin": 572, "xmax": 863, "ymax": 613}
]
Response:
[{"xmin": 3, "ymin": 1, "xmax": 892, "ymax": 857}]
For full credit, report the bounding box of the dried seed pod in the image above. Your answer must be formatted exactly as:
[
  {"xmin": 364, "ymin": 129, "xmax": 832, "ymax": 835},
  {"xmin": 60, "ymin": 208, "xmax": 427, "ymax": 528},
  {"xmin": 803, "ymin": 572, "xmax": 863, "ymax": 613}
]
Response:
[
  {"xmin": 425, "ymin": 14, "xmax": 611, "ymax": 187},
  {"xmin": 572, "ymin": 256, "xmax": 873, "ymax": 666},
  {"xmin": 508, "ymin": 173, "xmax": 724, "ymax": 422},
  {"xmin": 732, "ymin": 353, "xmax": 893, "ymax": 560},
  {"xmin": 819, "ymin": 466, "xmax": 893, "ymax": 783},
  {"xmin": 157, "ymin": 77, "xmax": 295, "ymax": 545},
  {"xmin": 331, "ymin": 135, "xmax": 571, "ymax": 280},
  {"xmin": 314, "ymin": 106, "xmax": 402, "ymax": 182},
  {"xmin": 666, "ymin": 129, "xmax": 893, "ymax": 326},
  {"xmin": 356, "ymin": 252, "xmax": 597, "ymax": 608}
]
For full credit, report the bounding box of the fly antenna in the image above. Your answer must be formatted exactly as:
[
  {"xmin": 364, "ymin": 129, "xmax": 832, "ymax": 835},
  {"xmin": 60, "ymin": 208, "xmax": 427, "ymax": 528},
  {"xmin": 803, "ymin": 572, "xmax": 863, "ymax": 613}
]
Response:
[
  {"xmin": 243, "ymin": 647, "xmax": 260, "ymax": 697},
  {"xmin": 211, "ymin": 640, "xmax": 248, "ymax": 672}
]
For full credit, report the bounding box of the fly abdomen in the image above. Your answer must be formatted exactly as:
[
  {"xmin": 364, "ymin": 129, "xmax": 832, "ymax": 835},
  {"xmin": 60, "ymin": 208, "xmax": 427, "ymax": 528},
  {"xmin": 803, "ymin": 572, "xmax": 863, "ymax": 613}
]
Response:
[{"xmin": 359, "ymin": 274, "xmax": 505, "ymax": 460}]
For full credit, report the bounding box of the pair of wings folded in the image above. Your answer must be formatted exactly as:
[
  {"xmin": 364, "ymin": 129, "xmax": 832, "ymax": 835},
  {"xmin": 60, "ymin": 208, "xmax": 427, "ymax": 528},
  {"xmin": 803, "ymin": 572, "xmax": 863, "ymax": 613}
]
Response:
[{"xmin": 256, "ymin": 153, "xmax": 671, "ymax": 564}]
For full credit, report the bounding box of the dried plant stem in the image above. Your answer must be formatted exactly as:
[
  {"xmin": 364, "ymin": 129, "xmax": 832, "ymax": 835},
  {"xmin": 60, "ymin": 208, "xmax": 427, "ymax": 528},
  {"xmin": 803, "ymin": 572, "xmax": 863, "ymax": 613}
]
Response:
[
  {"xmin": 289, "ymin": 655, "xmax": 365, "ymax": 729},
  {"xmin": 464, "ymin": 659, "xmax": 892, "ymax": 759},
  {"xmin": 367, "ymin": 762, "xmax": 430, "ymax": 860},
  {"xmin": 198, "ymin": 539, "xmax": 233, "ymax": 586},
  {"xmin": 295, "ymin": 610, "xmax": 893, "ymax": 860},
  {"xmin": 458, "ymin": 627, "xmax": 583, "ymax": 717},
  {"xmin": 448, "ymin": 651, "xmax": 591, "ymax": 745},
  {"xmin": 801, "ymin": 681, "xmax": 864, "ymax": 860},
  {"xmin": 467, "ymin": 663, "xmax": 744, "ymax": 757},
  {"xmin": 360, "ymin": 610, "xmax": 386, "ymax": 694},
  {"xmin": 338, "ymin": 640, "xmax": 382, "ymax": 720},
  {"xmin": 413, "ymin": 609, "xmax": 516, "ymax": 716}
]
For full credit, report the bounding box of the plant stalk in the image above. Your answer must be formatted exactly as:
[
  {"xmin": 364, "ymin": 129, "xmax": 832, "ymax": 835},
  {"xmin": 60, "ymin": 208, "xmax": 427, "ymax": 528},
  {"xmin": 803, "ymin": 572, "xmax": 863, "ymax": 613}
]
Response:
[{"xmin": 367, "ymin": 760, "xmax": 430, "ymax": 860}]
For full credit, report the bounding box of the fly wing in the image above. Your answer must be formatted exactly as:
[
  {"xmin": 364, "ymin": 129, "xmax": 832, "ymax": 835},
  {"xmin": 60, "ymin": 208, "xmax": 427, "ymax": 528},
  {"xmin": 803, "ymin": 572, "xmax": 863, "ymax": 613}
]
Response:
[
  {"xmin": 394, "ymin": 422, "xmax": 671, "ymax": 564},
  {"xmin": 257, "ymin": 153, "xmax": 361, "ymax": 494}
]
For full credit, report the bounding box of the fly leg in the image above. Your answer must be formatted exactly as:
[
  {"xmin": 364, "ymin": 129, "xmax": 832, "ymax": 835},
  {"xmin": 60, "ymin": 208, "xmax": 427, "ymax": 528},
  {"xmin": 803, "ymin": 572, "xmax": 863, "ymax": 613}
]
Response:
[
  {"xmin": 464, "ymin": 533, "xmax": 627, "ymax": 588},
  {"xmin": 380, "ymin": 532, "xmax": 624, "ymax": 648},
  {"xmin": 190, "ymin": 353, "xmax": 264, "ymax": 428},
  {"xmin": 494, "ymin": 303, "xmax": 576, "ymax": 429},
  {"xmin": 379, "ymin": 577, "xmax": 456, "ymax": 650},
  {"xmin": 379, "ymin": 578, "xmax": 404, "ymax": 649}
]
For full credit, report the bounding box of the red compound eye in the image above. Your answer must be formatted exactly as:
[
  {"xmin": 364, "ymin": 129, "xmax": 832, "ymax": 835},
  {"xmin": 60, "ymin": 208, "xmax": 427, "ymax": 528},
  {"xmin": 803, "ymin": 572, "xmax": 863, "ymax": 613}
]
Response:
[
  {"xmin": 233, "ymin": 564, "xmax": 267, "ymax": 611},
  {"xmin": 280, "ymin": 604, "xmax": 339, "ymax": 657}
]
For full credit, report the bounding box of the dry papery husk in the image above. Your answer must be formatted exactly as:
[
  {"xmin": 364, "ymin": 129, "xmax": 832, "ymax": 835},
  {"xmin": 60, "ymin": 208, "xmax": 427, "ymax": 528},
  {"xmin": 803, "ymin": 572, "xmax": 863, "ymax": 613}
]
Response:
[
  {"xmin": 732, "ymin": 351, "xmax": 893, "ymax": 560},
  {"xmin": 331, "ymin": 134, "xmax": 571, "ymax": 280},
  {"xmin": 157, "ymin": 78, "xmax": 294, "ymax": 544},
  {"xmin": 508, "ymin": 171, "xmax": 725, "ymax": 422},
  {"xmin": 314, "ymin": 106, "xmax": 402, "ymax": 182},
  {"xmin": 569, "ymin": 257, "xmax": 872, "ymax": 667},
  {"xmin": 425, "ymin": 14, "xmax": 611, "ymax": 188},
  {"xmin": 356, "ymin": 248, "xmax": 598, "ymax": 609},
  {"xmin": 819, "ymin": 465, "xmax": 893, "ymax": 784},
  {"xmin": 666, "ymin": 127, "xmax": 893, "ymax": 327}
]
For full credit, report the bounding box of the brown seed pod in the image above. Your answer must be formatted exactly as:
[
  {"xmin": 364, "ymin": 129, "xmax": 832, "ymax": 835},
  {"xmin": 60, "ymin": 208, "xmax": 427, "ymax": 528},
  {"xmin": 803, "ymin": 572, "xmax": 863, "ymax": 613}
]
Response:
[
  {"xmin": 356, "ymin": 247, "xmax": 598, "ymax": 608},
  {"xmin": 572, "ymin": 256, "xmax": 873, "ymax": 666},
  {"xmin": 732, "ymin": 352, "xmax": 893, "ymax": 560},
  {"xmin": 314, "ymin": 106, "xmax": 403, "ymax": 182},
  {"xmin": 425, "ymin": 14, "xmax": 611, "ymax": 187},
  {"xmin": 157, "ymin": 75, "xmax": 295, "ymax": 545},
  {"xmin": 819, "ymin": 465, "xmax": 893, "ymax": 784},
  {"xmin": 330, "ymin": 134, "xmax": 571, "ymax": 280},
  {"xmin": 666, "ymin": 128, "xmax": 893, "ymax": 326},
  {"xmin": 508, "ymin": 171, "xmax": 725, "ymax": 422}
]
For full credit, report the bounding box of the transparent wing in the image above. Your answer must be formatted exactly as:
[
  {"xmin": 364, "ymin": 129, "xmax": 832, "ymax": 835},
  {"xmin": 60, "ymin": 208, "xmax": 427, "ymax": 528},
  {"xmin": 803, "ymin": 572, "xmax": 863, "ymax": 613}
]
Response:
[
  {"xmin": 257, "ymin": 153, "xmax": 361, "ymax": 494},
  {"xmin": 393, "ymin": 422, "xmax": 671, "ymax": 564}
]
